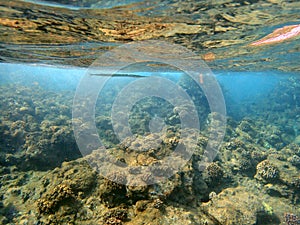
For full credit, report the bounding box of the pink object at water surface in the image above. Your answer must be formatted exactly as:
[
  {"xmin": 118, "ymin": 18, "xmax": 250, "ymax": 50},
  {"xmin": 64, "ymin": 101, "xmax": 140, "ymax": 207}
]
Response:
[{"xmin": 250, "ymin": 24, "xmax": 300, "ymax": 46}]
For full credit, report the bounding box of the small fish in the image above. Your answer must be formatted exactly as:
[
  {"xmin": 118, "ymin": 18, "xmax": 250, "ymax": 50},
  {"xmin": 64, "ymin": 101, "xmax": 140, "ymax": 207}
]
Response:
[
  {"xmin": 250, "ymin": 24, "xmax": 300, "ymax": 46},
  {"xmin": 89, "ymin": 73, "xmax": 147, "ymax": 78},
  {"xmin": 199, "ymin": 73, "xmax": 204, "ymax": 84}
]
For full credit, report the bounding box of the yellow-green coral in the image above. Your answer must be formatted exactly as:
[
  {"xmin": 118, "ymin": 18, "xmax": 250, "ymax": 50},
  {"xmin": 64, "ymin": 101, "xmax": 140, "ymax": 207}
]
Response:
[{"xmin": 262, "ymin": 202, "xmax": 273, "ymax": 215}]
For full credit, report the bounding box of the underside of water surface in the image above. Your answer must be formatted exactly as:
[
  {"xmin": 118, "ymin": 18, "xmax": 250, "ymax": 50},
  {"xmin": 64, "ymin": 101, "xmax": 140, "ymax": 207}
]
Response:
[{"xmin": 0, "ymin": 1, "xmax": 300, "ymax": 225}]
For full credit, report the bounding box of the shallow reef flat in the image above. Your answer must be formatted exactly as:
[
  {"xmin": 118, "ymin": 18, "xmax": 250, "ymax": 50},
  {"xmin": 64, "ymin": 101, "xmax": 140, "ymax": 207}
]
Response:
[
  {"xmin": 0, "ymin": 75, "xmax": 300, "ymax": 224},
  {"xmin": 0, "ymin": 0, "xmax": 299, "ymax": 71}
]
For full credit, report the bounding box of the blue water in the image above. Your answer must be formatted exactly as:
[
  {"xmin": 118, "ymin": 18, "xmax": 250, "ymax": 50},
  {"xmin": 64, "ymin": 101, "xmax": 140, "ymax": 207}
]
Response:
[
  {"xmin": 215, "ymin": 71, "xmax": 282, "ymax": 102},
  {"xmin": 0, "ymin": 63, "xmax": 85, "ymax": 91},
  {"xmin": 0, "ymin": 62, "xmax": 283, "ymax": 103}
]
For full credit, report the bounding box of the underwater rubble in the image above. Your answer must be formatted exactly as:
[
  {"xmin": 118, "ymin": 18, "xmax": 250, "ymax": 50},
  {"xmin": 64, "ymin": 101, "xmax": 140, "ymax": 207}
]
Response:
[{"xmin": 0, "ymin": 75, "xmax": 300, "ymax": 224}]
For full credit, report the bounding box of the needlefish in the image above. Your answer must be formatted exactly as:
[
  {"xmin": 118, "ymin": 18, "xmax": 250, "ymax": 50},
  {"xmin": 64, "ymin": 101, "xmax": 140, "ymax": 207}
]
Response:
[{"xmin": 89, "ymin": 73, "xmax": 147, "ymax": 78}]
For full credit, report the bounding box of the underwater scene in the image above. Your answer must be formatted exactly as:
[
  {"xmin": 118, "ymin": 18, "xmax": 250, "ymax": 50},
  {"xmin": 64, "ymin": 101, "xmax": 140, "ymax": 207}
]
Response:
[{"xmin": 0, "ymin": 0, "xmax": 300, "ymax": 224}]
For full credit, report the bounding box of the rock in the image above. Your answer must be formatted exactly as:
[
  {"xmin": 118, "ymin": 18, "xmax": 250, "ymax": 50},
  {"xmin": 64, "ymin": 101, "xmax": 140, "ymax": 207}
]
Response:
[{"xmin": 202, "ymin": 187, "xmax": 258, "ymax": 225}]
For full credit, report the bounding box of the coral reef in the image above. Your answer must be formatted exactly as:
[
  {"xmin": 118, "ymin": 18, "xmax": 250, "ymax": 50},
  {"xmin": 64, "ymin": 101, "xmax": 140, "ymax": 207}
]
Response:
[
  {"xmin": 37, "ymin": 183, "xmax": 75, "ymax": 214},
  {"xmin": 1, "ymin": 72, "xmax": 300, "ymax": 224},
  {"xmin": 104, "ymin": 208, "xmax": 128, "ymax": 225},
  {"xmin": 255, "ymin": 160, "xmax": 280, "ymax": 183},
  {"xmin": 284, "ymin": 213, "xmax": 300, "ymax": 225},
  {"xmin": 202, "ymin": 162, "xmax": 224, "ymax": 186},
  {"xmin": 0, "ymin": 85, "xmax": 81, "ymax": 171}
]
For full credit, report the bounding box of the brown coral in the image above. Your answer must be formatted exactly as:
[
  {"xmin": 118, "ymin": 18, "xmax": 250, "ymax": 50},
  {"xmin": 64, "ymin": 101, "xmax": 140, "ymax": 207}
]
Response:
[{"xmin": 37, "ymin": 184, "xmax": 74, "ymax": 214}]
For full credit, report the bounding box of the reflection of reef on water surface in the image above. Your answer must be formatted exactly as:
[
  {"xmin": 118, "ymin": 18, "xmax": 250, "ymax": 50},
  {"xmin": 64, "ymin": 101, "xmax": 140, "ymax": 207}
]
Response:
[
  {"xmin": 0, "ymin": 75, "xmax": 300, "ymax": 224},
  {"xmin": 0, "ymin": 0, "xmax": 299, "ymax": 71}
]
